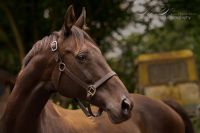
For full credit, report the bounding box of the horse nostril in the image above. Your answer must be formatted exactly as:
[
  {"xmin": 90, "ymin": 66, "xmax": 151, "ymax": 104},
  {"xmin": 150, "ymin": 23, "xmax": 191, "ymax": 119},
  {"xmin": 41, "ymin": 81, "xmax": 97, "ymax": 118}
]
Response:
[{"xmin": 121, "ymin": 98, "xmax": 132, "ymax": 116}]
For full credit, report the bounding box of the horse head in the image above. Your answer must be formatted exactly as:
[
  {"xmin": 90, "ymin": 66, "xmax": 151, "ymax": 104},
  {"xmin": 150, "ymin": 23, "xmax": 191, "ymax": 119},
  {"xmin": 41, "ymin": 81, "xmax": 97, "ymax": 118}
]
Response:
[{"xmin": 23, "ymin": 5, "xmax": 133, "ymax": 124}]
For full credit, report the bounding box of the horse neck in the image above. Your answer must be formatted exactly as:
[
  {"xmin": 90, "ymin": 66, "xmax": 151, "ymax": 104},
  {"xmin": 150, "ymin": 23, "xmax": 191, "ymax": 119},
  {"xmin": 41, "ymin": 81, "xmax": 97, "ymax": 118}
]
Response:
[{"xmin": 2, "ymin": 55, "xmax": 53, "ymax": 132}]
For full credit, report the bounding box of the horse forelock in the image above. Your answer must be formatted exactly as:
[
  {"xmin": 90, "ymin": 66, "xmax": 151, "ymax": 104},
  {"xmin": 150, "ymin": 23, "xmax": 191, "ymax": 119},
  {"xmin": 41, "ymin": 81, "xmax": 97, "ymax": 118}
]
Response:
[
  {"xmin": 71, "ymin": 26, "xmax": 98, "ymax": 54},
  {"xmin": 71, "ymin": 26, "xmax": 85, "ymax": 54}
]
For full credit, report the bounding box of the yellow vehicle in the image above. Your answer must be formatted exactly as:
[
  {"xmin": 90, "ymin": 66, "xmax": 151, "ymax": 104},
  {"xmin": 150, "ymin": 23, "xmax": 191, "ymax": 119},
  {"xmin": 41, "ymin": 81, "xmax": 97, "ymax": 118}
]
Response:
[{"xmin": 135, "ymin": 50, "xmax": 200, "ymax": 115}]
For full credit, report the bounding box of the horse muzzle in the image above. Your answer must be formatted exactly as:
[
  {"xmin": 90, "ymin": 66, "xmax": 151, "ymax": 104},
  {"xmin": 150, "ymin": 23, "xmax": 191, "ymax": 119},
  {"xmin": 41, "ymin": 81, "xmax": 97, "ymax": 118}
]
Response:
[{"xmin": 106, "ymin": 97, "xmax": 133, "ymax": 124}]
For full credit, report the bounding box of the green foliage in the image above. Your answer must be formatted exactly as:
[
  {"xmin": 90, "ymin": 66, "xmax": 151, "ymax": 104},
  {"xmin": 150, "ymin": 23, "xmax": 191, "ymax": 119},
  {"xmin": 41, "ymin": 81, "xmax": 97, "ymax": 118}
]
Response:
[
  {"xmin": 109, "ymin": 0, "xmax": 200, "ymax": 92},
  {"xmin": 0, "ymin": 0, "xmax": 133, "ymax": 73},
  {"xmin": 111, "ymin": 19, "xmax": 200, "ymax": 92}
]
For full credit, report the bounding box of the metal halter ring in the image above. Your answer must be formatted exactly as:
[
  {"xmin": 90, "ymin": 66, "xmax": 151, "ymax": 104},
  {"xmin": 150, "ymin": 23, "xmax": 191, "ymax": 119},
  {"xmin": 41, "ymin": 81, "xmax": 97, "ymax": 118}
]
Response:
[
  {"xmin": 87, "ymin": 85, "xmax": 96, "ymax": 98},
  {"xmin": 59, "ymin": 62, "xmax": 66, "ymax": 72},
  {"xmin": 51, "ymin": 41, "xmax": 58, "ymax": 52}
]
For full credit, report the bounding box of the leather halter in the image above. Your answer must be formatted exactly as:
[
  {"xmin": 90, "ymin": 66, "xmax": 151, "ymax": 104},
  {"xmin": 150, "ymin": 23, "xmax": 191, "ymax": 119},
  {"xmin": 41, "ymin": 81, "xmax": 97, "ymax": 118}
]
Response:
[{"xmin": 50, "ymin": 38, "xmax": 117, "ymax": 117}]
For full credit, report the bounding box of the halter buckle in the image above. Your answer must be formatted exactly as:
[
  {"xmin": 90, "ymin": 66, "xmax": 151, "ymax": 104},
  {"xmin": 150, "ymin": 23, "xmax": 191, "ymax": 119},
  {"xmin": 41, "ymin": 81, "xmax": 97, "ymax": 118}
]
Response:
[
  {"xmin": 50, "ymin": 41, "xmax": 58, "ymax": 52},
  {"xmin": 87, "ymin": 85, "xmax": 96, "ymax": 98},
  {"xmin": 59, "ymin": 62, "xmax": 66, "ymax": 72}
]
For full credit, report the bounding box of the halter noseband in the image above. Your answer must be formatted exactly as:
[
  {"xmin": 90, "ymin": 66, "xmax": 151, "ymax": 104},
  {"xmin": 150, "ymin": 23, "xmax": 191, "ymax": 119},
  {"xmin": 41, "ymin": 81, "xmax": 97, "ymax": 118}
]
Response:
[{"xmin": 50, "ymin": 38, "xmax": 117, "ymax": 117}]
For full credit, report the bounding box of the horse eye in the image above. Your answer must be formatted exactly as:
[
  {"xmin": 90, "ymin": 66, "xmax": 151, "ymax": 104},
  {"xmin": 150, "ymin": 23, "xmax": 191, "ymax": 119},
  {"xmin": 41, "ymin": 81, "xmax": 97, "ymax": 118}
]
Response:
[{"xmin": 76, "ymin": 54, "xmax": 87, "ymax": 63}]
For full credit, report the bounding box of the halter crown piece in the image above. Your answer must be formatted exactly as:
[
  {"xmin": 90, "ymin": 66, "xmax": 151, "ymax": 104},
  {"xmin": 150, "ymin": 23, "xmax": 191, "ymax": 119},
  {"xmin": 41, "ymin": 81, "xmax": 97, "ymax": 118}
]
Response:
[{"xmin": 50, "ymin": 38, "xmax": 117, "ymax": 117}]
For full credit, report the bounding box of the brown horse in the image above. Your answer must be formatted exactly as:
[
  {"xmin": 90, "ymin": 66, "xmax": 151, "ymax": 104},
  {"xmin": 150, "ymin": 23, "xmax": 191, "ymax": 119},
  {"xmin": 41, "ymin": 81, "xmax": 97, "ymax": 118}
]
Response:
[
  {"xmin": 1, "ymin": 81, "xmax": 193, "ymax": 133},
  {"xmin": 0, "ymin": 71, "xmax": 193, "ymax": 133},
  {"xmin": 42, "ymin": 93, "xmax": 190, "ymax": 133},
  {"xmin": 0, "ymin": 6, "xmax": 133, "ymax": 133},
  {"xmin": 0, "ymin": 6, "xmax": 193, "ymax": 133}
]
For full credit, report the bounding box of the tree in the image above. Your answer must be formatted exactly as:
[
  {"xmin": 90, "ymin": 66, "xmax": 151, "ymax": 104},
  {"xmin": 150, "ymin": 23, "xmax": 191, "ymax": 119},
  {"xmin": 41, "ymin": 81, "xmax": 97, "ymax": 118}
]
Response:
[{"xmin": 0, "ymin": 0, "xmax": 133, "ymax": 74}]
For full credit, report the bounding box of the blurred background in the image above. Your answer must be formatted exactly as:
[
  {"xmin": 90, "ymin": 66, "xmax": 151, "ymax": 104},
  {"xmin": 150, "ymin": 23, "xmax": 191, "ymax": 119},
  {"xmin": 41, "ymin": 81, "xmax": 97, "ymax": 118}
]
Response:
[{"xmin": 0, "ymin": 0, "xmax": 200, "ymax": 131}]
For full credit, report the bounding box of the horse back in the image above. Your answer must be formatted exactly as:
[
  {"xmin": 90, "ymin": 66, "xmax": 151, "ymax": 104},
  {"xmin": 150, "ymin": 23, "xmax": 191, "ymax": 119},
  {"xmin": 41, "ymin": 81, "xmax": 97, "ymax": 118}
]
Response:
[{"xmin": 130, "ymin": 94, "xmax": 185, "ymax": 133}]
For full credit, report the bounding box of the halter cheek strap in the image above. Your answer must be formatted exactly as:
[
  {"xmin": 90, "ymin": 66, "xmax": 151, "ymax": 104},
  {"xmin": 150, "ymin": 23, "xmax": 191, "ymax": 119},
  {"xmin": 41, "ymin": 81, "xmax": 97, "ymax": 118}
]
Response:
[{"xmin": 50, "ymin": 39, "xmax": 117, "ymax": 117}]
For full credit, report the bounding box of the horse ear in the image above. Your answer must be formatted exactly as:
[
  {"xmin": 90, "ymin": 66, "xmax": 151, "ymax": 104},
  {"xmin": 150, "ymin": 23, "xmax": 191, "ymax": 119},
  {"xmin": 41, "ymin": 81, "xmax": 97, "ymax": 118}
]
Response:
[
  {"xmin": 64, "ymin": 5, "xmax": 76, "ymax": 34},
  {"xmin": 75, "ymin": 7, "xmax": 89, "ymax": 30}
]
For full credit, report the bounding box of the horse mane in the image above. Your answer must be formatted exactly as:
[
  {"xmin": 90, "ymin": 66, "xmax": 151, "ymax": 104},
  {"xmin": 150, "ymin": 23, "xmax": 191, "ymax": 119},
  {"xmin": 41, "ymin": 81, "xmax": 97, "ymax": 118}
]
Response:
[
  {"xmin": 22, "ymin": 31, "xmax": 60, "ymax": 68},
  {"xmin": 22, "ymin": 26, "xmax": 96, "ymax": 69}
]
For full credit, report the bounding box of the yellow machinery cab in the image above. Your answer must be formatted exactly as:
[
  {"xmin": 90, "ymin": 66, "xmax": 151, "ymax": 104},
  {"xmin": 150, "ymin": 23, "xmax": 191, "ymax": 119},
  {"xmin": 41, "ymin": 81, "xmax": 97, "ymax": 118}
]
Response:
[{"xmin": 135, "ymin": 50, "xmax": 200, "ymax": 115}]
